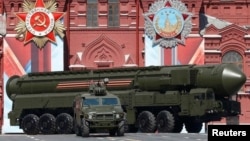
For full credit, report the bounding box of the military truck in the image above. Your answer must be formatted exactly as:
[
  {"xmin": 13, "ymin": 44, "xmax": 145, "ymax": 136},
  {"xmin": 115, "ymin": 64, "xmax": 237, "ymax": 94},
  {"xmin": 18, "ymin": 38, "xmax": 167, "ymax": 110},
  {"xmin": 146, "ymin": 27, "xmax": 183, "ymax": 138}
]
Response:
[
  {"xmin": 6, "ymin": 63, "xmax": 246, "ymax": 134},
  {"xmin": 73, "ymin": 79, "xmax": 126, "ymax": 137}
]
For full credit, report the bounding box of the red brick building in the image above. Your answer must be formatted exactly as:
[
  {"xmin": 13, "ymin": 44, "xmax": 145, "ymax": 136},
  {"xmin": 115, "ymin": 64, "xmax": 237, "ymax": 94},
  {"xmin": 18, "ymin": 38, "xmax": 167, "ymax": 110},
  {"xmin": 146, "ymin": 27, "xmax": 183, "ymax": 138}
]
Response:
[{"xmin": 1, "ymin": 0, "xmax": 250, "ymax": 133}]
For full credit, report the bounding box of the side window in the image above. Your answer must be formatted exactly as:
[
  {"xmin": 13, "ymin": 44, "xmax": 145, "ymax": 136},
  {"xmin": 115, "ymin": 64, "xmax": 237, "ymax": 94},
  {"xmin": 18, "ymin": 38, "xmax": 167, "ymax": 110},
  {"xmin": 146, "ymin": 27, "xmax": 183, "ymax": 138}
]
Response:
[
  {"xmin": 87, "ymin": 0, "xmax": 98, "ymax": 27},
  {"xmin": 194, "ymin": 93, "xmax": 205, "ymax": 100},
  {"xmin": 108, "ymin": 0, "xmax": 119, "ymax": 27}
]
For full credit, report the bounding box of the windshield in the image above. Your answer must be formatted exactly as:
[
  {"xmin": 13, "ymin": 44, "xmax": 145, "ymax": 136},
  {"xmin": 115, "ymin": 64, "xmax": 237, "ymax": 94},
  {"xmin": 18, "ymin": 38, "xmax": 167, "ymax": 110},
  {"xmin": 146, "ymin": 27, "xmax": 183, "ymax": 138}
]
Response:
[
  {"xmin": 83, "ymin": 97, "xmax": 118, "ymax": 106},
  {"xmin": 102, "ymin": 98, "xmax": 118, "ymax": 105},
  {"xmin": 83, "ymin": 98, "xmax": 100, "ymax": 106}
]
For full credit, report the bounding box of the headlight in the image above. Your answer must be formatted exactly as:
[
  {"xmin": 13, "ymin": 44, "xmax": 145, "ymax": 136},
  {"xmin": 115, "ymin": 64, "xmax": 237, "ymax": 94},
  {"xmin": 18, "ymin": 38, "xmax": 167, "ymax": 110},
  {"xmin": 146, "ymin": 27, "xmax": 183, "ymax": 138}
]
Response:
[
  {"xmin": 88, "ymin": 114, "xmax": 92, "ymax": 119},
  {"xmin": 116, "ymin": 114, "xmax": 120, "ymax": 119}
]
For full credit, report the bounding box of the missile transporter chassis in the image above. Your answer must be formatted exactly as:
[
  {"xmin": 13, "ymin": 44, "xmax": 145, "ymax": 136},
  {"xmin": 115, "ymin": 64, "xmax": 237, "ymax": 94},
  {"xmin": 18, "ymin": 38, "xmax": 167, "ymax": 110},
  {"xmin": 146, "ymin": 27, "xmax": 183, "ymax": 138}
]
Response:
[
  {"xmin": 6, "ymin": 64, "xmax": 246, "ymax": 134},
  {"xmin": 8, "ymin": 93, "xmax": 77, "ymax": 135},
  {"xmin": 115, "ymin": 89, "xmax": 241, "ymax": 133}
]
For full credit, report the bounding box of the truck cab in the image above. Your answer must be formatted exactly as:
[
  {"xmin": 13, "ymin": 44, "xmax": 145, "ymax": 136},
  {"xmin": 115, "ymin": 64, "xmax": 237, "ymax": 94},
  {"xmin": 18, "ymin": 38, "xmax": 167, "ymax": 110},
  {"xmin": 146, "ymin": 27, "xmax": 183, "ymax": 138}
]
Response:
[{"xmin": 73, "ymin": 79, "xmax": 126, "ymax": 137}]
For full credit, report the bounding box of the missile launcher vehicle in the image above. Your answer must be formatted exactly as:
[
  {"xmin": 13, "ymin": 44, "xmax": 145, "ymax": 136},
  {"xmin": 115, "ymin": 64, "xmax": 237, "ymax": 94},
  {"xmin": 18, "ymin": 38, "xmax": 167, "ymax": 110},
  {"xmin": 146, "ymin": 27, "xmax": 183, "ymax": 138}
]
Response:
[{"xmin": 6, "ymin": 63, "xmax": 246, "ymax": 134}]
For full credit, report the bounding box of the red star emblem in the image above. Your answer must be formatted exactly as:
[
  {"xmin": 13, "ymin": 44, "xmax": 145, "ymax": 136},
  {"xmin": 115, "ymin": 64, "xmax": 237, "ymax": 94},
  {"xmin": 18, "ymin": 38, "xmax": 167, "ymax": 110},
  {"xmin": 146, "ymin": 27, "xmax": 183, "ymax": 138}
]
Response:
[{"xmin": 15, "ymin": 0, "xmax": 64, "ymax": 45}]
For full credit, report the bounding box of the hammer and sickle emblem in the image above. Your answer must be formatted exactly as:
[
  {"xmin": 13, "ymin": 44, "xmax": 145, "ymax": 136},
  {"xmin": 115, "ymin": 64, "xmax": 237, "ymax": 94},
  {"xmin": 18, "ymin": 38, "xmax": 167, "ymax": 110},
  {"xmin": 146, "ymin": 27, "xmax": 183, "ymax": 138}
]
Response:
[{"xmin": 33, "ymin": 13, "xmax": 47, "ymax": 28}]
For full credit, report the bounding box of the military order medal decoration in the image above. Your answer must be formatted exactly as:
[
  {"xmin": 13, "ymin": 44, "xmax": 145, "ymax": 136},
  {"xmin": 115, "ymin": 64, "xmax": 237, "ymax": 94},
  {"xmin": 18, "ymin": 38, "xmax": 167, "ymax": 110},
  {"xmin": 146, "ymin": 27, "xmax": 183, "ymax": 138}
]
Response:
[
  {"xmin": 15, "ymin": 0, "xmax": 65, "ymax": 48},
  {"xmin": 144, "ymin": 0, "xmax": 192, "ymax": 48}
]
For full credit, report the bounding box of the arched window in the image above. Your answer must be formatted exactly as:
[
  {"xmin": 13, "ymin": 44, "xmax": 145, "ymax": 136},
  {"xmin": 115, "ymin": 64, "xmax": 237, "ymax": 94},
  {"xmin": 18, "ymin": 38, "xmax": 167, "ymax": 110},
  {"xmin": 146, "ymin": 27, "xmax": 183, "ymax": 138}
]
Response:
[
  {"xmin": 222, "ymin": 51, "xmax": 243, "ymax": 70},
  {"xmin": 222, "ymin": 51, "xmax": 244, "ymax": 93}
]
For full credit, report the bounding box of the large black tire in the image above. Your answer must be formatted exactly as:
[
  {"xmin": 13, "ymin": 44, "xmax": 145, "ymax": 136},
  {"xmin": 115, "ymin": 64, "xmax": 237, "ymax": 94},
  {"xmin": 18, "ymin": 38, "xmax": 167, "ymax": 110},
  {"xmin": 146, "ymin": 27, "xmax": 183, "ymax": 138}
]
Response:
[
  {"xmin": 124, "ymin": 120, "xmax": 129, "ymax": 133},
  {"xmin": 137, "ymin": 111, "xmax": 156, "ymax": 133},
  {"xmin": 39, "ymin": 113, "xmax": 56, "ymax": 134},
  {"xmin": 184, "ymin": 119, "xmax": 203, "ymax": 133},
  {"xmin": 22, "ymin": 114, "xmax": 40, "ymax": 135},
  {"xmin": 172, "ymin": 120, "xmax": 183, "ymax": 133},
  {"xmin": 56, "ymin": 113, "xmax": 73, "ymax": 134},
  {"xmin": 81, "ymin": 119, "xmax": 89, "ymax": 137},
  {"xmin": 117, "ymin": 121, "xmax": 125, "ymax": 136},
  {"xmin": 156, "ymin": 110, "xmax": 174, "ymax": 132}
]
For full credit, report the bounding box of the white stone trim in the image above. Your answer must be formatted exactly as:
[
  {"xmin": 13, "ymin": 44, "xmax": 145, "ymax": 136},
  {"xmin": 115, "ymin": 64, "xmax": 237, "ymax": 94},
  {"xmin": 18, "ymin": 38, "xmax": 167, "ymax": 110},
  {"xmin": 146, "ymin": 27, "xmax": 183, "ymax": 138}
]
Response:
[
  {"xmin": 204, "ymin": 50, "xmax": 221, "ymax": 53},
  {"xmin": 5, "ymin": 34, "xmax": 17, "ymax": 37},
  {"xmin": 187, "ymin": 34, "xmax": 201, "ymax": 37},
  {"xmin": 244, "ymin": 35, "xmax": 250, "ymax": 38},
  {"xmin": 203, "ymin": 35, "xmax": 222, "ymax": 38}
]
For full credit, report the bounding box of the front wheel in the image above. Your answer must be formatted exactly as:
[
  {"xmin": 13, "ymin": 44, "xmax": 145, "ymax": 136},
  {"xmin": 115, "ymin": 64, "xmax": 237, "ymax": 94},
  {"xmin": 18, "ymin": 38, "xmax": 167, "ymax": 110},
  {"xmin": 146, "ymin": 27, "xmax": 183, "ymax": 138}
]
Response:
[
  {"xmin": 117, "ymin": 121, "xmax": 125, "ymax": 136},
  {"xmin": 74, "ymin": 119, "xmax": 82, "ymax": 136},
  {"xmin": 81, "ymin": 119, "xmax": 89, "ymax": 137}
]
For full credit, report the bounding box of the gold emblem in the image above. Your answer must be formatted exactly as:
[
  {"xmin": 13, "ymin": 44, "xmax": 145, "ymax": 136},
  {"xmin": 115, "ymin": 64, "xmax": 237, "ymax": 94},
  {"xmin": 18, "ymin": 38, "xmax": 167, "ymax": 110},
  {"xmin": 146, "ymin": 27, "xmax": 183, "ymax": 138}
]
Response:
[
  {"xmin": 153, "ymin": 8, "xmax": 184, "ymax": 39},
  {"xmin": 144, "ymin": 0, "xmax": 192, "ymax": 48},
  {"xmin": 15, "ymin": 0, "xmax": 65, "ymax": 48}
]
